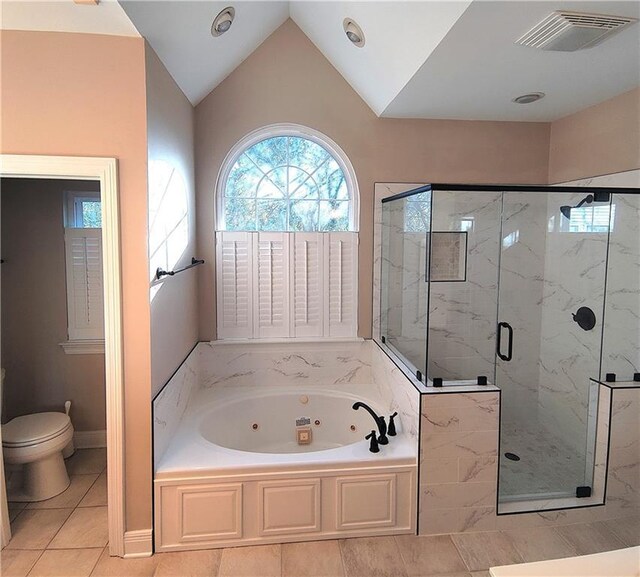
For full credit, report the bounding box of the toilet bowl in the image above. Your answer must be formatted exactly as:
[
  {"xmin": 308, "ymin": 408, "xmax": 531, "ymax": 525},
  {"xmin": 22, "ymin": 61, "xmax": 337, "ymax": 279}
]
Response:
[{"xmin": 2, "ymin": 412, "xmax": 74, "ymax": 501}]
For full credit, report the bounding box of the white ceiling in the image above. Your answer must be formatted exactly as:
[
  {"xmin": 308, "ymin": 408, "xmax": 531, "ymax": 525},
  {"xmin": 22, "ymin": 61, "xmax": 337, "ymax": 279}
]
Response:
[
  {"xmin": 2, "ymin": 0, "xmax": 639, "ymax": 122},
  {"xmin": 0, "ymin": 0, "xmax": 139, "ymax": 37},
  {"xmin": 290, "ymin": 1, "xmax": 473, "ymax": 116},
  {"xmin": 120, "ymin": 1, "xmax": 289, "ymax": 105},
  {"xmin": 382, "ymin": 0, "xmax": 640, "ymax": 121}
]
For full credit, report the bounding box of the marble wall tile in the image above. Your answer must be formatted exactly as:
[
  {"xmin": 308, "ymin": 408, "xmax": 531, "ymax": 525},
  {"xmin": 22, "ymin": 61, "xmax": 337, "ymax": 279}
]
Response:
[
  {"xmin": 198, "ymin": 340, "xmax": 372, "ymax": 389},
  {"xmin": 153, "ymin": 348, "xmax": 199, "ymax": 467}
]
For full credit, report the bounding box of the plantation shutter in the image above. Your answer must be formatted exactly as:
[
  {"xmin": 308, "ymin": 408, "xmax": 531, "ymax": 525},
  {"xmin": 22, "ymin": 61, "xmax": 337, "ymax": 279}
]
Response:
[
  {"xmin": 64, "ymin": 229, "xmax": 104, "ymax": 340},
  {"xmin": 216, "ymin": 232, "xmax": 253, "ymax": 339},
  {"xmin": 254, "ymin": 232, "xmax": 290, "ymax": 339},
  {"xmin": 291, "ymin": 233, "xmax": 324, "ymax": 337},
  {"xmin": 325, "ymin": 232, "xmax": 358, "ymax": 337}
]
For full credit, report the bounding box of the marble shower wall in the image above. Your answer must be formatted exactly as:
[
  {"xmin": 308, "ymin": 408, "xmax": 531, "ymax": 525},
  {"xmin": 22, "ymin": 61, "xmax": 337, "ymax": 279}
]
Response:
[{"xmin": 428, "ymin": 190, "xmax": 502, "ymax": 382}]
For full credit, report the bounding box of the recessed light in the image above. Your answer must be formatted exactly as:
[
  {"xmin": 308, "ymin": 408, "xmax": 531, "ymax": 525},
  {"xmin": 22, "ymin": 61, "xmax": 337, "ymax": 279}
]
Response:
[
  {"xmin": 512, "ymin": 92, "xmax": 545, "ymax": 104},
  {"xmin": 343, "ymin": 18, "xmax": 365, "ymax": 47},
  {"xmin": 211, "ymin": 7, "xmax": 235, "ymax": 37}
]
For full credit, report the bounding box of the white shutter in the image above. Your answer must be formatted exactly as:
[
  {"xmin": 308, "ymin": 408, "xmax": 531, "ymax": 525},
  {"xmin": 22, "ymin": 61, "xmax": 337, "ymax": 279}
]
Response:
[
  {"xmin": 291, "ymin": 233, "xmax": 324, "ymax": 338},
  {"xmin": 216, "ymin": 232, "xmax": 254, "ymax": 339},
  {"xmin": 325, "ymin": 232, "xmax": 358, "ymax": 337},
  {"xmin": 254, "ymin": 232, "xmax": 290, "ymax": 339},
  {"xmin": 64, "ymin": 229, "xmax": 104, "ymax": 340}
]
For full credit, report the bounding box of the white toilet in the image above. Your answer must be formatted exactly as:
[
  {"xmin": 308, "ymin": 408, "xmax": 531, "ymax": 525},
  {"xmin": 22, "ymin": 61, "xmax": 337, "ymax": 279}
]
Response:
[{"xmin": 1, "ymin": 370, "xmax": 74, "ymax": 502}]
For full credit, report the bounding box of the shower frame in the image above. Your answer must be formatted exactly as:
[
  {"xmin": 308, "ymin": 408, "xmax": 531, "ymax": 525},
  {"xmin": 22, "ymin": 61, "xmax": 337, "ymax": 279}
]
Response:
[{"xmin": 377, "ymin": 182, "xmax": 640, "ymax": 512}]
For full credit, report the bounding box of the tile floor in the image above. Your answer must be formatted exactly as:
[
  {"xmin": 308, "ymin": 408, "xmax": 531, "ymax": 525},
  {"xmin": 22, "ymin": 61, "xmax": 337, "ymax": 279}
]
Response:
[{"xmin": 2, "ymin": 449, "xmax": 638, "ymax": 577}]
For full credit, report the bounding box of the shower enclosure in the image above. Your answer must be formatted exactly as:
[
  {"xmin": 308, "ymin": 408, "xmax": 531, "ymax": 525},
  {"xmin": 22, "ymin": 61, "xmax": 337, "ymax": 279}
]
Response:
[{"xmin": 379, "ymin": 183, "xmax": 639, "ymax": 510}]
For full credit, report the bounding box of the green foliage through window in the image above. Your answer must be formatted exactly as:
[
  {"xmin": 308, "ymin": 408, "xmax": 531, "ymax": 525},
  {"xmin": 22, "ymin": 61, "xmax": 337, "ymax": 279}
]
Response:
[{"xmin": 223, "ymin": 136, "xmax": 351, "ymax": 231}]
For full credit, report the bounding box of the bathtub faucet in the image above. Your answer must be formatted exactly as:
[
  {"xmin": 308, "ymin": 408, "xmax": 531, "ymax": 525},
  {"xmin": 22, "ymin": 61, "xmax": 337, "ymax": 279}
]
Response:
[{"xmin": 352, "ymin": 402, "xmax": 389, "ymax": 445}]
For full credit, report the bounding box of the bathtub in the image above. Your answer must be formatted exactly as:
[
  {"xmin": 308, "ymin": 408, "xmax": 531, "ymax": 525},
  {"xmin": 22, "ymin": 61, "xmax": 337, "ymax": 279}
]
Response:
[{"xmin": 153, "ymin": 340, "xmax": 420, "ymax": 551}]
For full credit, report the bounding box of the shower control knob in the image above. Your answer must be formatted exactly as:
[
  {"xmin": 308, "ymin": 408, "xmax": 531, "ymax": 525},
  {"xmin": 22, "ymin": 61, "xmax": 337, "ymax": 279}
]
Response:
[{"xmin": 572, "ymin": 307, "xmax": 596, "ymax": 331}]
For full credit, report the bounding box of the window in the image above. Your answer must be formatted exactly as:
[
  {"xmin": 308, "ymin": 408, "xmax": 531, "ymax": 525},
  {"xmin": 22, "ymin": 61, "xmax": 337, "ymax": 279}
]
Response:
[
  {"xmin": 216, "ymin": 125, "xmax": 359, "ymax": 340},
  {"xmin": 61, "ymin": 191, "xmax": 104, "ymax": 354}
]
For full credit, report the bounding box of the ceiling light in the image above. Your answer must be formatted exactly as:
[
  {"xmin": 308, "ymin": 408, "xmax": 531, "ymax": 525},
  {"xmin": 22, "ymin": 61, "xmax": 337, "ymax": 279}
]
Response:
[
  {"xmin": 343, "ymin": 18, "xmax": 365, "ymax": 47},
  {"xmin": 211, "ymin": 7, "xmax": 235, "ymax": 37},
  {"xmin": 512, "ymin": 92, "xmax": 545, "ymax": 105}
]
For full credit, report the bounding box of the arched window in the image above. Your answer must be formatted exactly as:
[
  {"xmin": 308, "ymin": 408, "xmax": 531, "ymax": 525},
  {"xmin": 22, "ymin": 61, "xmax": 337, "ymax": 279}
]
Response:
[{"xmin": 217, "ymin": 125, "xmax": 359, "ymax": 232}]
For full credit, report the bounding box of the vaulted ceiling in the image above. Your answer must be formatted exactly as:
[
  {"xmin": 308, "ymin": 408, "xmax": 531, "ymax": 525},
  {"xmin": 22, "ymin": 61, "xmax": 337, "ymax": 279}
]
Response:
[{"xmin": 2, "ymin": 0, "xmax": 639, "ymax": 121}]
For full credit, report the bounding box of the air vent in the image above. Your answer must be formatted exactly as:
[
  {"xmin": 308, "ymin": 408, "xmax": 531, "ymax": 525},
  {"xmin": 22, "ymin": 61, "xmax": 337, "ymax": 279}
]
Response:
[{"xmin": 516, "ymin": 11, "xmax": 637, "ymax": 51}]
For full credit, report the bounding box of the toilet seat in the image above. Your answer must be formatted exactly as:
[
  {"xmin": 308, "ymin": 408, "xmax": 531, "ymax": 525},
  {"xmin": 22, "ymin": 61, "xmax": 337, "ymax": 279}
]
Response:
[{"xmin": 2, "ymin": 412, "xmax": 72, "ymax": 448}]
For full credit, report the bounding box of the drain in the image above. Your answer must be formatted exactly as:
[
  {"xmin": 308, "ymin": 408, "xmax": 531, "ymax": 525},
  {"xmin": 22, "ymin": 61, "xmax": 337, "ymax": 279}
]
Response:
[{"xmin": 504, "ymin": 452, "xmax": 520, "ymax": 461}]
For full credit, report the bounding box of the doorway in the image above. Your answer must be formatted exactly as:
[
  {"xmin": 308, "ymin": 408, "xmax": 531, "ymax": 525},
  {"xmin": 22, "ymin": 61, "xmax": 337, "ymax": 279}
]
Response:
[{"xmin": 0, "ymin": 155, "xmax": 124, "ymax": 556}]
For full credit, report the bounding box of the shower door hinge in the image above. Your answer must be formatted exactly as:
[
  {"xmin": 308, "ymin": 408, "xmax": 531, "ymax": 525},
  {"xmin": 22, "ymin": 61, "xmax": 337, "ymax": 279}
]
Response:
[{"xmin": 576, "ymin": 486, "xmax": 592, "ymax": 498}]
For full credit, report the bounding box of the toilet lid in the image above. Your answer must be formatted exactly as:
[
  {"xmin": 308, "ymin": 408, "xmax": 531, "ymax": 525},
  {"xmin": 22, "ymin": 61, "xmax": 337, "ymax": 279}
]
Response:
[{"xmin": 2, "ymin": 412, "xmax": 72, "ymax": 447}]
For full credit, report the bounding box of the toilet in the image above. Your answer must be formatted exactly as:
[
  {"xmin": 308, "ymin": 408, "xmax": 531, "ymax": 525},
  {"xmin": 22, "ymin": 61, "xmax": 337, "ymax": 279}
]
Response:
[{"xmin": 1, "ymin": 370, "xmax": 74, "ymax": 502}]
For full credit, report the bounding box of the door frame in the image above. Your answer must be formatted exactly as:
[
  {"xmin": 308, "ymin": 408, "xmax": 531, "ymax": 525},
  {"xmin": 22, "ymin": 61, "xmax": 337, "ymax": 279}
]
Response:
[{"xmin": 0, "ymin": 154, "xmax": 125, "ymax": 556}]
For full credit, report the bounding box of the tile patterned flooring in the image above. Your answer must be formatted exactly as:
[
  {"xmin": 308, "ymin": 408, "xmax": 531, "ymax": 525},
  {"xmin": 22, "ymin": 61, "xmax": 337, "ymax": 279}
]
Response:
[{"xmin": 2, "ymin": 450, "xmax": 638, "ymax": 577}]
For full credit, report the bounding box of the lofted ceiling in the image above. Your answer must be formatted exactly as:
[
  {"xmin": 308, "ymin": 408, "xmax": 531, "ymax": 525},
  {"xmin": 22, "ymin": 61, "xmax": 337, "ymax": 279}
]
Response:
[{"xmin": 1, "ymin": 0, "xmax": 639, "ymax": 121}]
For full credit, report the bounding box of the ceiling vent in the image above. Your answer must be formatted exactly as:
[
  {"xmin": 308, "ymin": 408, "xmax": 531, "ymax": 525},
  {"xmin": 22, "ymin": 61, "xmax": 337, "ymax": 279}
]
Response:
[{"xmin": 516, "ymin": 11, "xmax": 637, "ymax": 51}]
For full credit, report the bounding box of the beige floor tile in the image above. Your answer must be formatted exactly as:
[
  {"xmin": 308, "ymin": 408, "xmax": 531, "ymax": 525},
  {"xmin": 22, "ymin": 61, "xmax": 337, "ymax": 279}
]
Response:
[
  {"xmin": 27, "ymin": 475, "xmax": 98, "ymax": 510},
  {"xmin": 29, "ymin": 548, "xmax": 102, "ymax": 577},
  {"xmin": 451, "ymin": 532, "xmax": 523, "ymax": 572},
  {"xmin": 470, "ymin": 572, "xmax": 491, "ymax": 577},
  {"xmin": 218, "ymin": 544, "xmax": 281, "ymax": 577},
  {"xmin": 502, "ymin": 527, "xmax": 578, "ymax": 562},
  {"xmin": 154, "ymin": 549, "xmax": 222, "ymax": 576},
  {"xmin": 8, "ymin": 501, "xmax": 27, "ymax": 522},
  {"xmin": 340, "ymin": 536, "xmax": 408, "ymax": 577},
  {"xmin": 48, "ymin": 506, "xmax": 109, "ymax": 549},
  {"xmin": 282, "ymin": 540, "xmax": 344, "ymax": 577},
  {"xmin": 555, "ymin": 522, "xmax": 627, "ymax": 555},
  {"xmin": 6, "ymin": 509, "xmax": 73, "ymax": 550},
  {"xmin": 395, "ymin": 534, "xmax": 467, "ymax": 576},
  {"xmin": 90, "ymin": 546, "xmax": 158, "ymax": 576},
  {"xmin": 66, "ymin": 449, "xmax": 107, "ymax": 475},
  {"xmin": 0, "ymin": 549, "xmax": 43, "ymax": 576},
  {"xmin": 600, "ymin": 515, "xmax": 640, "ymax": 547},
  {"xmin": 78, "ymin": 473, "xmax": 107, "ymax": 508}
]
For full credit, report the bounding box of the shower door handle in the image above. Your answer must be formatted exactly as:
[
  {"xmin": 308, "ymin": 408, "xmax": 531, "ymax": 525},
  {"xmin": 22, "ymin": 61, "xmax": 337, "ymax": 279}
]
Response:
[{"xmin": 497, "ymin": 322, "xmax": 513, "ymax": 362}]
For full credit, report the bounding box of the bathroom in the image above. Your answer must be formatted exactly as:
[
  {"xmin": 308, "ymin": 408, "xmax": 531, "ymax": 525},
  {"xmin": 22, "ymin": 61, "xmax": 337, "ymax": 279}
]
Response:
[{"xmin": 1, "ymin": 1, "xmax": 639, "ymax": 576}]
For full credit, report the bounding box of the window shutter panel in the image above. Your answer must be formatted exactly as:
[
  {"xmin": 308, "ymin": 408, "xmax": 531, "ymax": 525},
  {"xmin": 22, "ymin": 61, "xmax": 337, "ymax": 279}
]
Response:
[
  {"xmin": 292, "ymin": 233, "xmax": 324, "ymax": 337},
  {"xmin": 254, "ymin": 232, "xmax": 290, "ymax": 339},
  {"xmin": 325, "ymin": 232, "xmax": 358, "ymax": 337},
  {"xmin": 216, "ymin": 232, "xmax": 254, "ymax": 339},
  {"xmin": 64, "ymin": 229, "xmax": 104, "ymax": 340}
]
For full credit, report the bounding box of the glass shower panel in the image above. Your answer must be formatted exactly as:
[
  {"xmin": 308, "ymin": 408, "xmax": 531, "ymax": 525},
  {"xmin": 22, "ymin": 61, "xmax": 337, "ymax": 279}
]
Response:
[
  {"xmin": 427, "ymin": 190, "xmax": 502, "ymax": 384},
  {"xmin": 497, "ymin": 190, "xmax": 612, "ymax": 502},
  {"xmin": 380, "ymin": 190, "xmax": 430, "ymax": 378}
]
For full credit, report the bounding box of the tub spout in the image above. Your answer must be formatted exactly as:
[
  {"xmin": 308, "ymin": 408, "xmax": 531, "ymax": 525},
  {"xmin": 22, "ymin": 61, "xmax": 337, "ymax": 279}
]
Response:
[{"xmin": 352, "ymin": 402, "xmax": 388, "ymax": 445}]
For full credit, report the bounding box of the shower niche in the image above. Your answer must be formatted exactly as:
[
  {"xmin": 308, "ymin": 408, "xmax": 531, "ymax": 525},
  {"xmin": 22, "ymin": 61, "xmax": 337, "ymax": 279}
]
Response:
[{"xmin": 378, "ymin": 183, "xmax": 640, "ymax": 512}]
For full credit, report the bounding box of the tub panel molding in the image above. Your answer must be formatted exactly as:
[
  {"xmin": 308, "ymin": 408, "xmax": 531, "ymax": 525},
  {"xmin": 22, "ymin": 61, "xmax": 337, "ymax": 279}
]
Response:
[
  {"xmin": 336, "ymin": 474, "xmax": 396, "ymax": 530},
  {"xmin": 258, "ymin": 479, "xmax": 321, "ymax": 536},
  {"xmin": 155, "ymin": 465, "xmax": 416, "ymax": 551}
]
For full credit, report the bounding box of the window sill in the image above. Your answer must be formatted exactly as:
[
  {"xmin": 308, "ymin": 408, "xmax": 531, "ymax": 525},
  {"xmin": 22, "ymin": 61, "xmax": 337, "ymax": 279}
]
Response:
[{"xmin": 59, "ymin": 339, "xmax": 105, "ymax": 355}]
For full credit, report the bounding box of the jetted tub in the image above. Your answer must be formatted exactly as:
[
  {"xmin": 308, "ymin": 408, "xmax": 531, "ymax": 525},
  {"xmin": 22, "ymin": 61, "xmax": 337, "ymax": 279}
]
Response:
[{"xmin": 153, "ymin": 340, "xmax": 419, "ymax": 551}]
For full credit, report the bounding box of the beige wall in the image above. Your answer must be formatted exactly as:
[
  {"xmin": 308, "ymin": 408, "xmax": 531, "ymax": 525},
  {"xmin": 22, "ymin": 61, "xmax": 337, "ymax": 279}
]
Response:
[
  {"xmin": 145, "ymin": 44, "xmax": 198, "ymax": 398},
  {"xmin": 0, "ymin": 30, "xmax": 151, "ymax": 531},
  {"xmin": 549, "ymin": 87, "xmax": 640, "ymax": 183},
  {"xmin": 195, "ymin": 20, "xmax": 550, "ymax": 341},
  {"xmin": 1, "ymin": 178, "xmax": 105, "ymax": 432}
]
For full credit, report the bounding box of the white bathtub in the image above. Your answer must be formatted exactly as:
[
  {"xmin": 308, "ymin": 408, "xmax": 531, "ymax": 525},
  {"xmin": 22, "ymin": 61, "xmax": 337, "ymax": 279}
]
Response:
[
  {"xmin": 157, "ymin": 385, "xmax": 416, "ymax": 474},
  {"xmin": 153, "ymin": 341, "xmax": 419, "ymax": 551}
]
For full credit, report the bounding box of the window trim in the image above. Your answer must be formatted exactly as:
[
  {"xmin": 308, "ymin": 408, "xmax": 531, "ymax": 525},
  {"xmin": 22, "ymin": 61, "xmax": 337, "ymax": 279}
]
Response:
[
  {"xmin": 64, "ymin": 190, "xmax": 101, "ymax": 228},
  {"xmin": 215, "ymin": 124, "xmax": 360, "ymax": 232}
]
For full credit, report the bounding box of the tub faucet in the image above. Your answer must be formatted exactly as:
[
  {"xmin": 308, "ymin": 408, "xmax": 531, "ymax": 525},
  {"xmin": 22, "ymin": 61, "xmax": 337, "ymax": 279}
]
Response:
[{"xmin": 352, "ymin": 402, "xmax": 388, "ymax": 445}]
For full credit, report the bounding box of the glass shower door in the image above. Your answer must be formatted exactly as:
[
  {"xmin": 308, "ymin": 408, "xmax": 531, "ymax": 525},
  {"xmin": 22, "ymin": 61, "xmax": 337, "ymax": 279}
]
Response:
[{"xmin": 496, "ymin": 190, "xmax": 612, "ymax": 504}]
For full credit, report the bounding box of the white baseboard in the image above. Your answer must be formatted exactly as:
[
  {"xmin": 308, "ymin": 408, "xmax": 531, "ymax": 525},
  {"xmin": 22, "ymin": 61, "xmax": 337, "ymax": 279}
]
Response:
[
  {"xmin": 123, "ymin": 529, "xmax": 153, "ymax": 558},
  {"xmin": 73, "ymin": 430, "xmax": 107, "ymax": 449}
]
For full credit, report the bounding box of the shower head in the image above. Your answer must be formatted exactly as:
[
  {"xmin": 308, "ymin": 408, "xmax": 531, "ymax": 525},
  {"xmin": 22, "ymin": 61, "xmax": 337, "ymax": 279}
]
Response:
[{"xmin": 560, "ymin": 194, "xmax": 595, "ymax": 219}]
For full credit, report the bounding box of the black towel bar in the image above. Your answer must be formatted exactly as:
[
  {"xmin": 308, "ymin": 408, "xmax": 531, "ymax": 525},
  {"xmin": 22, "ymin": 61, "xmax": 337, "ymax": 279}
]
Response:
[{"xmin": 156, "ymin": 257, "xmax": 204, "ymax": 280}]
